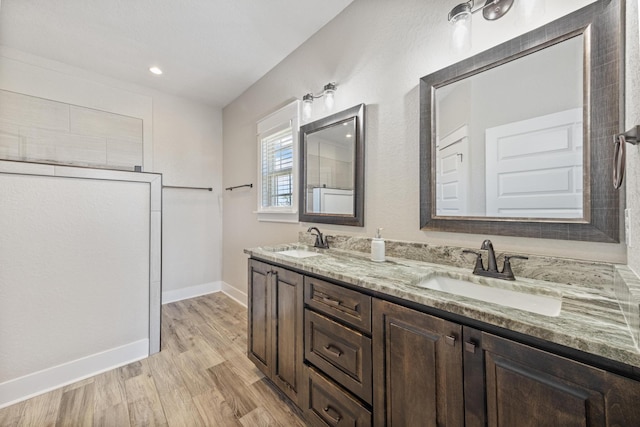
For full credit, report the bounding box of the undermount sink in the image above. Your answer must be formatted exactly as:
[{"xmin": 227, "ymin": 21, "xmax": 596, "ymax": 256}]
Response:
[
  {"xmin": 276, "ymin": 249, "xmax": 321, "ymax": 259},
  {"xmin": 414, "ymin": 273, "xmax": 562, "ymax": 317}
]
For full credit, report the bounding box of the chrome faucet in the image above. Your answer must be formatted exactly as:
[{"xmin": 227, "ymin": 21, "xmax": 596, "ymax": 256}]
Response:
[
  {"xmin": 462, "ymin": 239, "xmax": 528, "ymax": 280},
  {"xmin": 307, "ymin": 227, "xmax": 329, "ymax": 249}
]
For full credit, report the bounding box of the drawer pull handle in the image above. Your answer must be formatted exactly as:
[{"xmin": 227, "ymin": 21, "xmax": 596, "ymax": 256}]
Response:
[
  {"xmin": 323, "ymin": 405, "xmax": 342, "ymax": 423},
  {"xmin": 323, "ymin": 344, "xmax": 343, "ymax": 357},
  {"xmin": 321, "ymin": 296, "xmax": 343, "ymax": 307},
  {"xmin": 445, "ymin": 335, "xmax": 456, "ymax": 346},
  {"xmin": 465, "ymin": 341, "xmax": 477, "ymax": 354}
]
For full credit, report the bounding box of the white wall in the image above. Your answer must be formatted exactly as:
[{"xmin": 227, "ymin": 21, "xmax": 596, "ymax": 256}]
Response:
[
  {"xmin": 153, "ymin": 94, "xmax": 223, "ymax": 301},
  {"xmin": 626, "ymin": 0, "xmax": 640, "ymax": 274},
  {"xmin": 222, "ymin": 0, "xmax": 627, "ymax": 298},
  {"xmin": 0, "ymin": 47, "xmax": 224, "ymax": 302}
]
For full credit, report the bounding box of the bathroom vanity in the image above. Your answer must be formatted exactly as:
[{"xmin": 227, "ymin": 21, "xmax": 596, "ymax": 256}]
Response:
[{"xmin": 245, "ymin": 240, "xmax": 640, "ymax": 427}]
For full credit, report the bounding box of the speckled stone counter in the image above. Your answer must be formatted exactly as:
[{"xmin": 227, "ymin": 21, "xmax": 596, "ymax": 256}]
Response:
[{"xmin": 245, "ymin": 242, "xmax": 640, "ymax": 370}]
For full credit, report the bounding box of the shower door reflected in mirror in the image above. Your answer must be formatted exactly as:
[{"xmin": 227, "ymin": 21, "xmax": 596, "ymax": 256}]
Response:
[{"xmin": 299, "ymin": 104, "xmax": 365, "ymax": 226}]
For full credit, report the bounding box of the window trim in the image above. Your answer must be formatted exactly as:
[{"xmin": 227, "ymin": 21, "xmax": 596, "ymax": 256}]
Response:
[{"xmin": 255, "ymin": 100, "xmax": 300, "ymax": 223}]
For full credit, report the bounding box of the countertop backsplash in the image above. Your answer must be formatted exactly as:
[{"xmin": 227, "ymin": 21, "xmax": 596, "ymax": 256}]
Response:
[
  {"xmin": 616, "ymin": 266, "xmax": 640, "ymax": 349},
  {"xmin": 299, "ymin": 232, "xmax": 615, "ymax": 289}
]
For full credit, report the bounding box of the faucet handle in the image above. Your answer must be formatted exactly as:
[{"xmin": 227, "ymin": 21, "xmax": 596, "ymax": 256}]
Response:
[
  {"xmin": 462, "ymin": 250, "xmax": 485, "ymax": 273},
  {"xmin": 502, "ymin": 255, "xmax": 528, "ymax": 280},
  {"xmin": 505, "ymin": 255, "xmax": 528, "ymax": 261},
  {"xmin": 324, "ymin": 235, "xmax": 334, "ymax": 248}
]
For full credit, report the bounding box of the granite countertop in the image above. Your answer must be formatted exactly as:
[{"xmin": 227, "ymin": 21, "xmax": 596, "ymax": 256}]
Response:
[{"xmin": 245, "ymin": 243, "xmax": 640, "ymax": 370}]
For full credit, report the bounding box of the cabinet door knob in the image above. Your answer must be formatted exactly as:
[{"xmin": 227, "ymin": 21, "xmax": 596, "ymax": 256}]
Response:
[
  {"xmin": 323, "ymin": 344, "xmax": 343, "ymax": 357},
  {"xmin": 465, "ymin": 341, "xmax": 477, "ymax": 353},
  {"xmin": 323, "ymin": 405, "xmax": 343, "ymax": 423},
  {"xmin": 445, "ymin": 335, "xmax": 457, "ymax": 346}
]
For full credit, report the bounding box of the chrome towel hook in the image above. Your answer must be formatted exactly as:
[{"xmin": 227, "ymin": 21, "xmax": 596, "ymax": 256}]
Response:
[{"xmin": 613, "ymin": 126, "xmax": 640, "ymax": 189}]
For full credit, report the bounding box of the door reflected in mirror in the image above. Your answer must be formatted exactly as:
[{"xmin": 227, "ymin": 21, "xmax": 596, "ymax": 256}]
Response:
[
  {"xmin": 434, "ymin": 35, "xmax": 585, "ymax": 220},
  {"xmin": 306, "ymin": 118, "xmax": 356, "ymax": 214}
]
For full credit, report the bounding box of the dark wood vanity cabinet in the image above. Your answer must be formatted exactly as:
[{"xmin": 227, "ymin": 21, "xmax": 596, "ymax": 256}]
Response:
[
  {"xmin": 247, "ymin": 259, "xmax": 304, "ymax": 406},
  {"xmin": 466, "ymin": 330, "xmax": 640, "ymax": 427},
  {"xmin": 372, "ymin": 299, "xmax": 640, "ymax": 427},
  {"xmin": 372, "ymin": 299, "xmax": 464, "ymax": 427},
  {"xmin": 247, "ymin": 259, "xmax": 640, "ymax": 426}
]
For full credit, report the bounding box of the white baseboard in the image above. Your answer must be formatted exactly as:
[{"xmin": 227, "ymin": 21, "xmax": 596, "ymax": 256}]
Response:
[
  {"xmin": 221, "ymin": 282, "xmax": 248, "ymax": 307},
  {"xmin": 162, "ymin": 281, "xmax": 221, "ymax": 304},
  {"xmin": 0, "ymin": 339, "xmax": 148, "ymax": 409}
]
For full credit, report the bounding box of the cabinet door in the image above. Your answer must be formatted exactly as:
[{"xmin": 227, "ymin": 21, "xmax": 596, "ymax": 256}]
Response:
[
  {"xmin": 247, "ymin": 259, "xmax": 272, "ymax": 377},
  {"xmin": 372, "ymin": 299, "xmax": 464, "ymax": 427},
  {"xmin": 603, "ymin": 371, "xmax": 640, "ymax": 426},
  {"xmin": 480, "ymin": 332, "xmax": 609, "ymax": 427},
  {"xmin": 270, "ymin": 264, "xmax": 304, "ymax": 406}
]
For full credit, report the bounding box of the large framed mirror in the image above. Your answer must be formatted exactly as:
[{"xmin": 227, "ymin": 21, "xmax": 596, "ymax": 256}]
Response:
[
  {"xmin": 299, "ymin": 104, "xmax": 365, "ymax": 226},
  {"xmin": 420, "ymin": 0, "xmax": 622, "ymax": 243}
]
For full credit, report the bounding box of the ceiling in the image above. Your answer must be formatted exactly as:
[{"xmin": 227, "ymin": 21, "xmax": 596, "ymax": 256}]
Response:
[{"xmin": 0, "ymin": 0, "xmax": 354, "ymax": 108}]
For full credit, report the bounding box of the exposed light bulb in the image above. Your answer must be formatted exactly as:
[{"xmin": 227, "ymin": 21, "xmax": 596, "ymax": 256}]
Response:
[
  {"xmin": 149, "ymin": 66, "xmax": 163, "ymax": 75},
  {"xmin": 324, "ymin": 91, "xmax": 335, "ymax": 110},
  {"xmin": 302, "ymin": 94, "xmax": 313, "ymax": 120},
  {"xmin": 451, "ymin": 17, "xmax": 471, "ymax": 51},
  {"xmin": 323, "ymin": 83, "xmax": 336, "ymax": 111}
]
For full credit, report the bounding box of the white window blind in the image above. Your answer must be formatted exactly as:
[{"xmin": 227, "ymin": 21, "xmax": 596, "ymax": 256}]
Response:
[{"xmin": 260, "ymin": 125, "xmax": 293, "ymax": 208}]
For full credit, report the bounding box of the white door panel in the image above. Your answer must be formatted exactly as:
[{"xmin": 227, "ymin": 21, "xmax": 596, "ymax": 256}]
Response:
[
  {"xmin": 486, "ymin": 108, "xmax": 583, "ymax": 218},
  {"xmin": 436, "ymin": 125, "xmax": 469, "ymax": 216}
]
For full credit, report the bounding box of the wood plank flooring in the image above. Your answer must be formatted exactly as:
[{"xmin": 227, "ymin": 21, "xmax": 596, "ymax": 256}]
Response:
[{"xmin": 0, "ymin": 293, "xmax": 308, "ymax": 426}]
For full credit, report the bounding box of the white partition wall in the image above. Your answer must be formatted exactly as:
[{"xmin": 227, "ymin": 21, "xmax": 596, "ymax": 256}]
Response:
[{"xmin": 0, "ymin": 160, "xmax": 162, "ymax": 408}]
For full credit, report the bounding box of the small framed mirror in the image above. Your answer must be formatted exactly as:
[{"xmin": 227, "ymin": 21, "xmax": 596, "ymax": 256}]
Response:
[{"xmin": 299, "ymin": 104, "xmax": 365, "ymax": 226}]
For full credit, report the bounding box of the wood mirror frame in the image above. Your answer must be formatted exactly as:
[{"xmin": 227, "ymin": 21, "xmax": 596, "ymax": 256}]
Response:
[
  {"xmin": 420, "ymin": 0, "xmax": 623, "ymax": 243},
  {"xmin": 299, "ymin": 104, "xmax": 365, "ymax": 226}
]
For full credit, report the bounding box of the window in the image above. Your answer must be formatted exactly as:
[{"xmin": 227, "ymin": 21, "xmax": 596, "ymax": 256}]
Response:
[
  {"xmin": 260, "ymin": 126, "xmax": 293, "ymax": 208},
  {"xmin": 256, "ymin": 101, "xmax": 300, "ymax": 222}
]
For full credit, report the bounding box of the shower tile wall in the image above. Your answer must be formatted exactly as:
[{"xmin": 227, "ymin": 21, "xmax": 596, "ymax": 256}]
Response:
[{"xmin": 0, "ymin": 89, "xmax": 143, "ymax": 169}]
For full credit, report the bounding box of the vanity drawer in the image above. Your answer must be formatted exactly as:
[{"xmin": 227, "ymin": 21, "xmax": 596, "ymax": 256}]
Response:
[
  {"xmin": 305, "ymin": 310, "xmax": 372, "ymax": 404},
  {"xmin": 304, "ymin": 365, "xmax": 372, "ymax": 427},
  {"xmin": 304, "ymin": 276, "xmax": 372, "ymax": 333}
]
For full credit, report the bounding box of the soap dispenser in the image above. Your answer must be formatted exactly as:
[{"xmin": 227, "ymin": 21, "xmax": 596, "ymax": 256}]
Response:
[{"xmin": 371, "ymin": 228, "xmax": 385, "ymax": 262}]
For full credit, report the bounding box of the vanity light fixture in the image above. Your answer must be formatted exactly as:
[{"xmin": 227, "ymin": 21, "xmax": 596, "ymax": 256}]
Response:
[
  {"xmin": 302, "ymin": 82, "xmax": 338, "ymax": 120},
  {"xmin": 448, "ymin": 0, "xmax": 514, "ymax": 49},
  {"xmin": 149, "ymin": 66, "xmax": 163, "ymax": 75},
  {"xmin": 449, "ymin": 0, "xmax": 514, "ymax": 22}
]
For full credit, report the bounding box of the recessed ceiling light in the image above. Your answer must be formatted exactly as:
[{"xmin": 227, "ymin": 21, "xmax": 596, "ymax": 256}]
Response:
[{"xmin": 149, "ymin": 66, "xmax": 163, "ymax": 75}]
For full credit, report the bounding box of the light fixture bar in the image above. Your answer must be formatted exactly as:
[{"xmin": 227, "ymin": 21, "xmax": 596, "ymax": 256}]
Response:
[{"xmin": 301, "ymin": 82, "xmax": 338, "ymax": 119}]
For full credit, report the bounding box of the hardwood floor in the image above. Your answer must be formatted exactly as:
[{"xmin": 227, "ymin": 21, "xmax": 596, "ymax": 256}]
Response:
[{"xmin": 0, "ymin": 293, "xmax": 308, "ymax": 426}]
